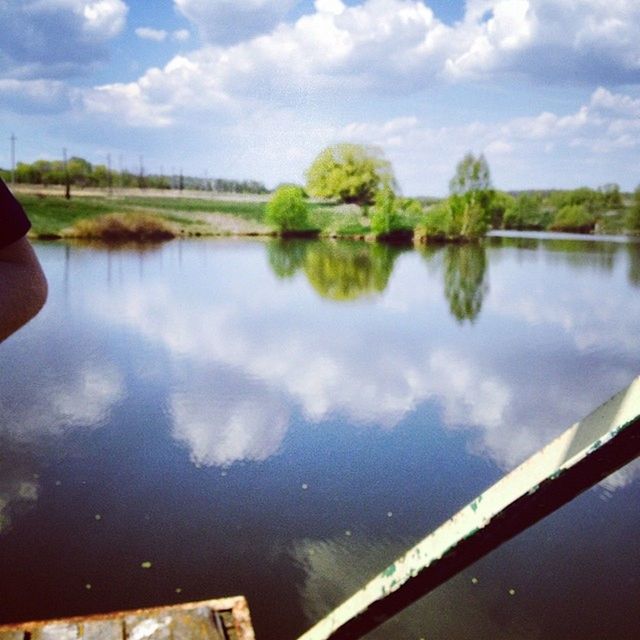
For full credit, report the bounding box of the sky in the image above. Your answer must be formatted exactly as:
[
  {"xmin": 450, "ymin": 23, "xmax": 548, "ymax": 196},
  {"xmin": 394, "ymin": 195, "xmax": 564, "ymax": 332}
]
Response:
[{"xmin": 0, "ymin": 0, "xmax": 639, "ymax": 196}]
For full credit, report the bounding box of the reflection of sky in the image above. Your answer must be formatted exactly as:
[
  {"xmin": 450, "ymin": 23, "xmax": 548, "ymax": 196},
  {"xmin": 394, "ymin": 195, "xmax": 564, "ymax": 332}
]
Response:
[
  {"xmin": 79, "ymin": 239, "xmax": 640, "ymax": 477},
  {"xmin": 0, "ymin": 238, "xmax": 639, "ymax": 637},
  {"xmin": 2, "ymin": 239, "xmax": 638, "ymax": 478}
]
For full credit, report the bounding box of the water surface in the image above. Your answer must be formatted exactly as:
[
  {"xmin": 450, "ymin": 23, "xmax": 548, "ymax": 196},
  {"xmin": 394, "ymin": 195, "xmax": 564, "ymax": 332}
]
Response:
[{"xmin": 1, "ymin": 236, "xmax": 639, "ymax": 639}]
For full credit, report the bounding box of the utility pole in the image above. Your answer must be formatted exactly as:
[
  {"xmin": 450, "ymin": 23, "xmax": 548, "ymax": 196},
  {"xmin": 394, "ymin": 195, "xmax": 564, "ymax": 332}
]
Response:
[
  {"xmin": 63, "ymin": 147, "xmax": 71, "ymax": 200},
  {"xmin": 107, "ymin": 153, "xmax": 113, "ymax": 196},
  {"xmin": 10, "ymin": 133, "xmax": 16, "ymax": 185},
  {"xmin": 138, "ymin": 154, "xmax": 145, "ymax": 189}
]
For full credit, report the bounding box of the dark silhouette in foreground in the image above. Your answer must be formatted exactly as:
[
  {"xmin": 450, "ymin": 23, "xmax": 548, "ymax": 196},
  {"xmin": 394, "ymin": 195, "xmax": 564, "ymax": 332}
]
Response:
[
  {"xmin": 0, "ymin": 237, "xmax": 47, "ymax": 342},
  {"xmin": 0, "ymin": 178, "xmax": 47, "ymax": 341}
]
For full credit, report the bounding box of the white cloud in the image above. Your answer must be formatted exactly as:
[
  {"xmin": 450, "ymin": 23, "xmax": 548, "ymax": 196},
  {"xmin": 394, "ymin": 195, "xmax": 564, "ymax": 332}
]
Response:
[
  {"xmin": 0, "ymin": 0, "xmax": 128, "ymax": 78},
  {"xmin": 172, "ymin": 29, "xmax": 191, "ymax": 42},
  {"xmin": 314, "ymin": 0, "xmax": 345, "ymax": 14},
  {"xmin": 82, "ymin": 1, "xmax": 447, "ymax": 126},
  {"xmin": 80, "ymin": 0, "xmax": 640, "ymax": 137},
  {"xmin": 83, "ymin": 50, "xmax": 234, "ymax": 126},
  {"xmin": 332, "ymin": 86, "xmax": 640, "ymax": 192},
  {"xmin": 174, "ymin": 0, "xmax": 297, "ymax": 45},
  {"xmin": 444, "ymin": 0, "xmax": 534, "ymax": 79},
  {"xmin": 590, "ymin": 86, "xmax": 640, "ymax": 119},
  {"xmin": 445, "ymin": 0, "xmax": 640, "ymax": 82},
  {"xmin": 135, "ymin": 27, "xmax": 168, "ymax": 42},
  {"xmin": 80, "ymin": 0, "xmax": 128, "ymax": 37},
  {"xmin": 0, "ymin": 78, "xmax": 77, "ymax": 113},
  {"xmin": 135, "ymin": 26, "xmax": 191, "ymax": 44}
]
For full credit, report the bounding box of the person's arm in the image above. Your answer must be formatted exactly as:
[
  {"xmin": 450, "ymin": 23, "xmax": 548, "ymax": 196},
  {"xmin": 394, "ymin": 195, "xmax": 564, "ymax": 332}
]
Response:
[{"xmin": 0, "ymin": 236, "xmax": 48, "ymax": 342}]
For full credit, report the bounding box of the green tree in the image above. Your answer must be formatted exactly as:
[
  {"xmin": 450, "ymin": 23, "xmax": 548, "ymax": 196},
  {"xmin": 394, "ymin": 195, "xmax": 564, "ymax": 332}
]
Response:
[
  {"xmin": 67, "ymin": 157, "xmax": 92, "ymax": 187},
  {"xmin": 549, "ymin": 204, "xmax": 596, "ymax": 233},
  {"xmin": 487, "ymin": 190, "xmax": 514, "ymax": 229},
  {"xmin": 370, "ymin": 187, "xmax": 413, "ymax": 239},
  {"xmin": 419, "ymin": 201, "xmax": 453, "ymax": 241},
  {"xmin": 448, "ymin": 152, "xmax": 494, "ymax": 237},
  {"xmin": 503, "ymin": 193, "xmax": 550, "ymax": 230},
  {"xmin": 549, "ymin": 187, "xmax": 603, "ymax": 214},
  {"xmin": 449, "ymin": 152, "xmax": 492, "ymax": 196},
  {"xmin": 599, "ymin": 183, "xmax": 623, "ymax": 210},
  {"xmin": 625, "ymin": 186, "xmax": 640, "ymax": 235},
  {"xmin": 266, "ymin": 185, "xmax": 310, "ymax": 233},
  {"xmin": 305, "ymin": 143, "xmax": 395, "ymax": 207}
]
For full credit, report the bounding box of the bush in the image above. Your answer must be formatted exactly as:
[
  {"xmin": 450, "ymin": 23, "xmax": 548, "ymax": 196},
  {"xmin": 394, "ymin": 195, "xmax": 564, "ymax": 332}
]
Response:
[
  {"xmin": 64, "ymin": 213, "xmax": 176, "ymax": 242},
  {"xmin": 416, "ymin": 194, "xmax": 488, "ymax": 241},
  {"xmin": 370, "ymin": 188, "xmax": 414, "ymax": 240},
  {"xmin": 549, "ymin": 204, "xmax": 596, "ymax": 233},
  {"xmin": 266, "ymin": 185, "xmax": 310, "ymax": 233},
  {"xmin": 488, "ymin": 191, "xmax": 515, "ymax": 228},
  {"xmin": 371, "ymin": 188, "xmax": 397, "ymax": 235},
  {"xmin": 324, "ymin": 211, "xmax": 369, "ymax": 237},
  {"xmin": 503, "ymin": 193, "xmax": 550, "ymax": 230}
]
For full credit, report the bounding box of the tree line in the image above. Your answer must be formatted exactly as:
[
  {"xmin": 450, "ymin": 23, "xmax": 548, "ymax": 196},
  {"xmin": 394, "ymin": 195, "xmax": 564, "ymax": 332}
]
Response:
[
  {"xmin": 265, "ymin": 143, "xmax": 640, "ymax": 240},
  {"xmin": 0, "ymin": 157, "xmax": 268, "ymax": 195}
]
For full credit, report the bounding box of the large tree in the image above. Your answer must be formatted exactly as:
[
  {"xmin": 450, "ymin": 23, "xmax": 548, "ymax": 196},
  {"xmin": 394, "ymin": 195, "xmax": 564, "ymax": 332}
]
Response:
[
  {"xmin": 449, "ymin": 152, "xmax": 492, "ymax": 196},
  {"xmin": 305, "ymin": 143, "xmax": 395, "ymax": 207}
]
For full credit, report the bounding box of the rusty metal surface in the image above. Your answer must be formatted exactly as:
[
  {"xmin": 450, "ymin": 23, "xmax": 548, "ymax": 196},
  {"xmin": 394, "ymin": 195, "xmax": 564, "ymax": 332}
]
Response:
[
  {"xmin": 0, "ymin": 596, "xmax": 255, "ymax": 640},
  {"xmin": 297, "ymin": 375, "xmax": 640, "ymax": 640}
]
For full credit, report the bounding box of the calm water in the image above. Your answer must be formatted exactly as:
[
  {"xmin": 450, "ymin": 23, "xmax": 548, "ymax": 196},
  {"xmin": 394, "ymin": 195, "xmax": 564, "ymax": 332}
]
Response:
[{"xmin": 1, "ymin": 236, "xmax": 639, "ymax": 639}]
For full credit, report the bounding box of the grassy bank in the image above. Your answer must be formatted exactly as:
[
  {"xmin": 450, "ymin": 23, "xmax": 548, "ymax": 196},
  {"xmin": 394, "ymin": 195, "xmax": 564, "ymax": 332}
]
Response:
[
  {"xmin": 17, "ymin": 191, "xmax": 272, "ymax": 239},
  {"xmin": 16, "ymin": 190, "xmax": 372, "ymax": 241},
  {"xmin": 15, "ymin": 187, "xmax": 638, "ymax": 245}
]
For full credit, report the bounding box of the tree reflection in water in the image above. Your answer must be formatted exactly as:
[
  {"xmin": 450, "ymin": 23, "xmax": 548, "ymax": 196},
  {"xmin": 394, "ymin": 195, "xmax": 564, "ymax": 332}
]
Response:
[
  {"xmin": 443, "ymin": 244, "xmax": 488, "ymax": 323},
  {"xmin": 267, "ymin": 240, "xmax": 402, "ymax": 302},
  {"xmin": 267, "ymin": 239, "xmax": 490, "ymax": 319},
  {"xmin": 628, "ymin": 243, "xmax": 640, "ymax": 287},
  {"xmin": 266, "ymin": 239, "xmax": 309, "ymax": 279}
]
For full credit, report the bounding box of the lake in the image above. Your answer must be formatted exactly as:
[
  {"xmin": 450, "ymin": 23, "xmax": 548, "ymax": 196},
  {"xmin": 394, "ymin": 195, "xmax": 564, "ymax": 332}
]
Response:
[{"xmin": 1, "ymin": 235, "xmax": 639, "ymax": 639}]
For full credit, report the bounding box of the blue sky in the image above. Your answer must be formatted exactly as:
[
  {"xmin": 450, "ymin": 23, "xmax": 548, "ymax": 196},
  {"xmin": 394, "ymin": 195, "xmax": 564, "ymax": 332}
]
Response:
[{"xmin": 1, "ymin": 0, "xmax": 639, "ymax": 195}]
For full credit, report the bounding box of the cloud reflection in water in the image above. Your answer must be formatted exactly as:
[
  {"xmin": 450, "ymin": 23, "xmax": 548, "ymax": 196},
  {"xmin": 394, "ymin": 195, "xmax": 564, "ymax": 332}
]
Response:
[{"xmin": 86, "ymin": 239, "xmax": 640, "ymax": 485}]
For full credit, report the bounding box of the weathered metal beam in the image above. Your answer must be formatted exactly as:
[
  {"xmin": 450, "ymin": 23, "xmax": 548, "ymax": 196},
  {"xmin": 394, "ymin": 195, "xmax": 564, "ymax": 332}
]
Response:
[
  {"xmin": 297, "ymin": 376, "xmax": 640, "ymax": 640},
  {"xmin": 0, "ymin": 596, "xmax": 255, "ymax": 640}
]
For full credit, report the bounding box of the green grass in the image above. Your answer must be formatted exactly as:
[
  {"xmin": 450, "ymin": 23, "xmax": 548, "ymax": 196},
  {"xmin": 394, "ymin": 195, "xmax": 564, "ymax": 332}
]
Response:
[
  {"xmin": 119, "ymin": 196, "xmax": 268, "ymax": 222},
  {"xmin": 17, "ymin": 192, "xmax": 270, "ymax": 237},
  {"xmin": 19, "ymin": 192, "xmax": 380, "ymax": 241},
  {"xmin": 18, "ymin": 194, "xmax": 122, "ymax": 236}
]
